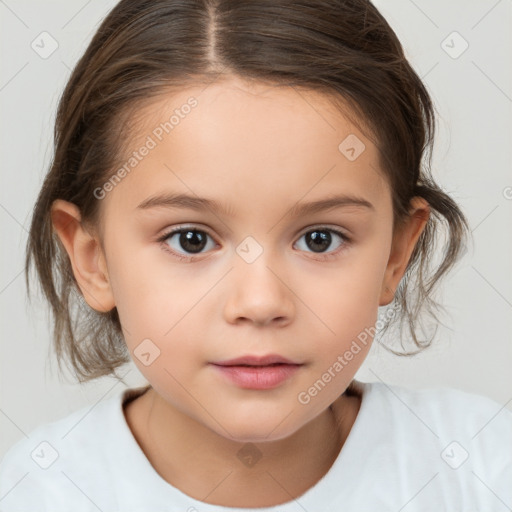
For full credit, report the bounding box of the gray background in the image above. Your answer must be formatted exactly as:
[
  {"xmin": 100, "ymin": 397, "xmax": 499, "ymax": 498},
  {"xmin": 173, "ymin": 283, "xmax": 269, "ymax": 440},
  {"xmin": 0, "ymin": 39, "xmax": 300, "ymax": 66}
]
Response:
[{"xmin": 1, "ymin": 0, "xmax": 511, "ymax": 461}]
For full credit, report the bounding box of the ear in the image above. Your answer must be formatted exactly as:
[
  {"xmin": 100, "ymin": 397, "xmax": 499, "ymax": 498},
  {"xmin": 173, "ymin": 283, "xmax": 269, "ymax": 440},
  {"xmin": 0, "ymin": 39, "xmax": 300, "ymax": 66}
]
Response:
[
  {"xmin": 50, "ymin": 199, "xmax": 115, "ymax": 312},
  {"xmin": 379, "ymin": 196, "xmax": 430, "ymax": 306}
]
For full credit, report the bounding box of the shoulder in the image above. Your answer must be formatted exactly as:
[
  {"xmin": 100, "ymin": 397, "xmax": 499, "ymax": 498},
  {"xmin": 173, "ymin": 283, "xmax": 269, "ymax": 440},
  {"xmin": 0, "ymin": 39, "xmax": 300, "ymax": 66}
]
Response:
[
  {"xmin": 0, "ymin": 386, "xmax": 145, "ymax": 511},
  {"xmin": 356, "ymin": 380, "xmax": 512, "ymax": 506},
  {"xmin": 365, "ymin": 380, "xmax": 512, "ymax": 437}
]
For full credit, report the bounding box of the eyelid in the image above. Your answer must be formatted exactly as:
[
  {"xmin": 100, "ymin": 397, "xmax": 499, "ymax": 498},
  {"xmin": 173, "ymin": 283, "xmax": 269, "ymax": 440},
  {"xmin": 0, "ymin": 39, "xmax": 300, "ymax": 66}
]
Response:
[
  {"xmin": 296, "ymin": 223, "xmax": 351, "ymax": 239},
  {"xmin": 157, "ymin": 223, "xmax": 351, "ymax": 243},
  {"xmin": 157, "ymin": 223, "xmax": 217, "ymax": 242}
]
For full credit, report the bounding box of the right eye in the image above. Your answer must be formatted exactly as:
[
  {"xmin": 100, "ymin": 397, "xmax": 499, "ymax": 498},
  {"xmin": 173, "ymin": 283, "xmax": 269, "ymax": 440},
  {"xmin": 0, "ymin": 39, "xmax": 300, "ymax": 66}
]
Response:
[{"xmin": 157, "ymin": 226, "xmax": 217, "ymax": 261}]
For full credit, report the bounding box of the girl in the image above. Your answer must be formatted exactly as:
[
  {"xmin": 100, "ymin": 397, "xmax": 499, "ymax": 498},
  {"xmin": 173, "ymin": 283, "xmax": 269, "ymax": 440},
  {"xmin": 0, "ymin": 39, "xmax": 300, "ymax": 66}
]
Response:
[{"xmin": 1, "ymin": 0, "xmax": 510, "ymax": 510}]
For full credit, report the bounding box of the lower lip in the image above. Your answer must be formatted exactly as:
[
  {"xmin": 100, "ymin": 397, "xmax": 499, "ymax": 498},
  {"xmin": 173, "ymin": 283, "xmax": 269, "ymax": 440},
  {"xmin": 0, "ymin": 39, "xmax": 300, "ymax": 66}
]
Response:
[{"xmin": 210, "ymin": 363, "xmax": 302, "ymax": 390}]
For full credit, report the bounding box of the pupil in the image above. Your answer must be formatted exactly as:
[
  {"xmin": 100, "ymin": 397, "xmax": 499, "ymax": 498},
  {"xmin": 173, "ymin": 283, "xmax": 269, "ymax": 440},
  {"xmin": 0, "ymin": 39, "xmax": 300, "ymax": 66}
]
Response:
[
  {"xmin": 307, "ymin": 230, "xmax": 331, "ymax": 252},
  {"xmin": 180, "ymin": 230, "xmax": 207, "ymax": 253}
]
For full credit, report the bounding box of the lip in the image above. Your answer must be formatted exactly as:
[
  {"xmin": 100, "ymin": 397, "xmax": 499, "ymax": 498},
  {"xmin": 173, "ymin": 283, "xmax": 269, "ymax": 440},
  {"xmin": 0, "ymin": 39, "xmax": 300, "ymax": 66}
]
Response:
[
  {"xmin": 211, "ymin": 354, "xmax": 301, "ymax": 366},
  {"xmin": 209, "ymin": 354, "xmax": 303, "ymax": 390},
  {"xmin": 210, "ymin": 363, "xmax": 302, "ymax": 390}
]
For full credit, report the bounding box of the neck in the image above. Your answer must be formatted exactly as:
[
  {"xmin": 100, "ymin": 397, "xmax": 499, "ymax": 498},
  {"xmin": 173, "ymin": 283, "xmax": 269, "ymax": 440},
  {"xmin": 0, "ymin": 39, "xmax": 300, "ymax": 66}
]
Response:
[{"xmin": 124, "ymin": 384, "xmax": 361, "ymax": 507}]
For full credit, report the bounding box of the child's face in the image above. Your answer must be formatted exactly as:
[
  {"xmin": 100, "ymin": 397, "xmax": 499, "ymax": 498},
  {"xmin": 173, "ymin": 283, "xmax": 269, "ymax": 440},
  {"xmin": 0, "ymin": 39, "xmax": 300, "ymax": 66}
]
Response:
[{"xmin": 84, "ymin": 77, "xmax": 424, "ymax": 441}]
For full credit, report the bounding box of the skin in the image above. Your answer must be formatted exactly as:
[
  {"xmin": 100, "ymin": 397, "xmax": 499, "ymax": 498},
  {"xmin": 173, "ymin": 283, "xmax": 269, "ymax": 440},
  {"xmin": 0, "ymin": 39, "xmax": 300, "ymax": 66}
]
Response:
[{"xmin": 51, "ymin": 76, "xmax": 429, "ymax": 507}]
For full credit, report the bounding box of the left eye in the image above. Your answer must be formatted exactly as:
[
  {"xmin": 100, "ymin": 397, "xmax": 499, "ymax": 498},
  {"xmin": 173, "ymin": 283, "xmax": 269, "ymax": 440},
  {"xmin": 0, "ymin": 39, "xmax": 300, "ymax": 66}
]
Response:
[{"xmin": 294, "ymin": 228, "xmax": 348, "ymax": 255}]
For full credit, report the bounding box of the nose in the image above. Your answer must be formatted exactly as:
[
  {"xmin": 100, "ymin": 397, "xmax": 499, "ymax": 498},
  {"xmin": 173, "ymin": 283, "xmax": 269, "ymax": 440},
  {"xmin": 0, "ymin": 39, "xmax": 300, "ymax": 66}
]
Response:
[{"xmin": 223, "ymin": 254, "xmax": 295, "ymax": 328}]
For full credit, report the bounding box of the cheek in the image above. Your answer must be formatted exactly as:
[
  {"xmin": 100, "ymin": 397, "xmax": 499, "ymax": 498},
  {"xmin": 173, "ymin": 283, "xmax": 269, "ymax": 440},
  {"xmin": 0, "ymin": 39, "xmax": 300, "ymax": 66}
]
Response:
[
  {"xmin": 105, "ymin": 225, "xmax": 169, "ymax": 306},
  {"xmin": 299, "ymin": 235, "xmax": 391, "ymax": 369},
  {"xmin": 104, "ymin": 239, "xmax": 173, "ymax": 344},
  {"xmin": 306, "ymin": 246, "xmax": 389, "ymax": 331},
  {"xmin": 107, "ymin": 247, "xmax": 210, "ymax": 376}
]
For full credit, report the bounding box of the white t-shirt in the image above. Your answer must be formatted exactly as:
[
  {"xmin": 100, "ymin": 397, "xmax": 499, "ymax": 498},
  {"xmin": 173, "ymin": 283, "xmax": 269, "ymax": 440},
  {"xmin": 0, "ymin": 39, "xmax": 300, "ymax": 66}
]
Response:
[{"xmin": 1, "ymin": 380, "xmax": 511, "ymax": 511}]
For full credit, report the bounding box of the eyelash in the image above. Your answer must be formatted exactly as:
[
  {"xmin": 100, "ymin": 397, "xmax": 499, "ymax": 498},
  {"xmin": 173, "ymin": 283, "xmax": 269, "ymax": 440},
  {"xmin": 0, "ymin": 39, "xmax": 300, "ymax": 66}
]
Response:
[{"xmin": 157, "ymin": 225, "xmax": 352, "ymax": 262}]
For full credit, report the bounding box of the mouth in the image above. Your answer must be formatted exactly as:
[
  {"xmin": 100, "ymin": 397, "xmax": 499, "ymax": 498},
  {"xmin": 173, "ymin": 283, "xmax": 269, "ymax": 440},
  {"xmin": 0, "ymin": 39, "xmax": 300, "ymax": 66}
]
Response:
[{"xmin": 209, "ymin": 354, "xmax": 304, "ymax": 389}]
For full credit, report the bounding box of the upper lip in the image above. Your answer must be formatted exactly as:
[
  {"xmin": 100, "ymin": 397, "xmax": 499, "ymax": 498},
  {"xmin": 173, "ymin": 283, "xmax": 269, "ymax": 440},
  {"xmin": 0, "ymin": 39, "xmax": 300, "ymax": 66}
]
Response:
[{"xmin": 211, "ymin": 354, "xmax": 302, "ymax": 366}]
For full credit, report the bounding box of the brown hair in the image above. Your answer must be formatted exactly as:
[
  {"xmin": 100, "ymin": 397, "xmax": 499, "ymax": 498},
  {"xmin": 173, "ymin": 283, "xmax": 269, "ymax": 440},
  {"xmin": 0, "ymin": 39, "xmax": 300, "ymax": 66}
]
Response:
[{"xmin": 25, "ymin": 0, "xmax": 470, "ymax": 383}]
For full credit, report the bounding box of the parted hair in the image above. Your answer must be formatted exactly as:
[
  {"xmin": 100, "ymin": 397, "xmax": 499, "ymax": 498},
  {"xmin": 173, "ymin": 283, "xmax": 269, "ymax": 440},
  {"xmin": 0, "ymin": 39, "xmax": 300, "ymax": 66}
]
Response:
[{"xmin": 25, "ymin": 0, "xmax": 470, "ymax": 383}]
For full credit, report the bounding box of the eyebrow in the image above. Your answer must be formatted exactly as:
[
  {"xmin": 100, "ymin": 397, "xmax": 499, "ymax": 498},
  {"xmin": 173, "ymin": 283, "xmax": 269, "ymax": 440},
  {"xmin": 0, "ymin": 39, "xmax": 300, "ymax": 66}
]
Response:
[{"xmin": 136, "ymin": 192, "xmax": 374, "ymax": 217}]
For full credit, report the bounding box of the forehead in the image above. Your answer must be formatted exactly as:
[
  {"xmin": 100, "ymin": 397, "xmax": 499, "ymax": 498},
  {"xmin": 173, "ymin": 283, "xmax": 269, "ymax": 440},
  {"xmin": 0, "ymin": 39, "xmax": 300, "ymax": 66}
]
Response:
[
  {"xmin": 102, "ymin": 76, "xmax": 389, "ymax": 218},
  {"xmin": 129, "ymin": 76, "xmax": 374, "ymax": 150}
]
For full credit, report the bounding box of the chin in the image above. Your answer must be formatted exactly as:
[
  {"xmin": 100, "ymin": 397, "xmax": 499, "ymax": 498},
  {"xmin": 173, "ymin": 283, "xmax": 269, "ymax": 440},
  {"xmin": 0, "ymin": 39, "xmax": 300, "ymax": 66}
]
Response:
[
  {"xmin": 213, "ymin": 415, "xmax": 302, "ymax": 444},
  {"xmin": 222, "ymin": 429, "xmax": 292, "ymax": 445}
]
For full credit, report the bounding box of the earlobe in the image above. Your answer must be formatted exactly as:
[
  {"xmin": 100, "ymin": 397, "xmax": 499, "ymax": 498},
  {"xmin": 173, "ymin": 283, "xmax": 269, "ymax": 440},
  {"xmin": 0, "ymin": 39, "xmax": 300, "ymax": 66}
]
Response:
[
  {"xmin": 50, "ymin": 199, "xmax": 115, "ymax": 313},
  {"xmin": 379, "ymin": 197, "xmax": 430, "ymax": 306}
]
